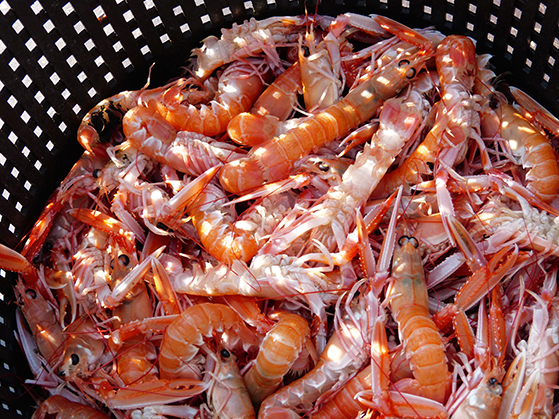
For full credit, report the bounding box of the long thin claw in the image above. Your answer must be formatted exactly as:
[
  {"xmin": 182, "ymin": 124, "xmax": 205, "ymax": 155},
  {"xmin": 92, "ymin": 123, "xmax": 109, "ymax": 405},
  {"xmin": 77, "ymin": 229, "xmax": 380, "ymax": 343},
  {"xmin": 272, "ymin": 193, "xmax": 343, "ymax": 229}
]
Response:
[
  {"xmin": 371, "ymin": 15, "xmax": 435, "ymax": 54},
  {"xmin": 151, "ymin": 258, "xmax": 181, "ymax": 315},
  {"xmin": 356, "ymin": 210, "xmax": 376, "ymax": 278},
  {"xmin": 455, "ymin": 245, "xmax": 519, "ymax": 312},
  {"xmin": 432, "ymin": 304, "xmax": 457, "ymax": 334},
  {"xmin": 489, "ymin": 286, "xmax": 507, "ymax": 356},
  {"xmin": 225, "ymin": 173, "xmax": 311, "ymax": 206},
  {"xmin": 21, "ymin": 199, "xmax": 63, "ymax": 260},
  {"xmin": 487, "ymin": 170, "xmax": 559, "ymax": 217},
  {"xmin": 385, "ymin": 391, "xmax": 448, "ymax": 419},
  {"xmin": 452, "ymin": 307, "xmax": 475, "ymax": 360},
  {"xmin": 68, "ymin": 208, "xmax": 136, "ymax": 254},
  {"xmin": 426, "ymin": 252, "xmax": 466, "ymax": 289},
  {"xmin": 329, "ymin": 190, "xmax": 397, "ymax": 269},
  {"xmin": 433, "ymin": 245, "xmax": 519, "ymax": 334},
  {"xmin": 510, "ymin": 86, "xmax": 559, "ymax": 136},
  {"xmin": 370, "ymin": 317, "xmax": 390, "ymax": 397},
  {"xmin": 374, "ymin": 186, "xmax": 403, "ymax": 288},
  {"xmin": 0, "ymin": 243, "xmax": 43, "ymax": 292},
  {"xmin": 358, "ymin": 390, "xmax": 447, "ymax": 419},
  {"xmin": 142, "ymin": 232, "xmax": 171, "ymax": 260},
  {"xmin": 106, "ymin": 246, "xmax": 165, "ymax": 307},
  {"xmin": 338, "ymin": 122, "xmax": 379, "ymax": 156},
  {"xmin": 474, "ymin": 297, "xmax": 491, "ymax": 367},
  {"xmin": 99, "ymin": 378, "xmax": 207, "ymax": 410},
  {"xmin": 445, "ymin": 213, "xmax": 487, "ymax": 271},
  {"xmin": 364, "ymin": 188, "xmax": 398, "ymax": 233},
  {"xmin": 163, "ymin": 165, "xmax": 220, "ymax": 216},
  {"xmin": 498, "ymin": 349, "xmax": 526, "ymax": 419},
  {"xmin": 69, "ymin": 207, "xmax": 123, "ymax": 231},
  {"xmin": 0, "ymin": 242, "xmax": 33, "ymax": 273},
  {"xmin": 436, "ymin": 172, "xmax": 456, "ymax": 246},
  {"xmin": 330, "ymin": 13, "xmax": 388, "ymax": 38},
  {"xmin": 109, "ymin": 314, "xmax": 178, "ymax": 347},
  {"xmin": 511, "ymin": 369, "xmax": 539, "ymax": 419},
  {"xmin": 77, "ymin": 125, "xmax": 98, "ymax": 155}
]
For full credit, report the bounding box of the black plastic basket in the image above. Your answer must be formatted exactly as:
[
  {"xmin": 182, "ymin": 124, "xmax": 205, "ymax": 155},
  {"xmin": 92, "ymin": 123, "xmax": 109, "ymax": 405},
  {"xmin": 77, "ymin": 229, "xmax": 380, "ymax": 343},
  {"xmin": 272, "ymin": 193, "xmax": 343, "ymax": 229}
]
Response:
[{"xmin": 1, "ymin": 0, "xmax": 558, "ymax": 417}]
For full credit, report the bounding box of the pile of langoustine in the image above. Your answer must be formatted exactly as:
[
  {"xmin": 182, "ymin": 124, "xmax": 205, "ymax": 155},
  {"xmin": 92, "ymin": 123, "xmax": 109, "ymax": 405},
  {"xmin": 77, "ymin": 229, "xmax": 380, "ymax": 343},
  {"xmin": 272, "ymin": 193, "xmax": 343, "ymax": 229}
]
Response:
[{"xmin": 1, "ymin": 11, "xmax": 559, "ymax": 419}]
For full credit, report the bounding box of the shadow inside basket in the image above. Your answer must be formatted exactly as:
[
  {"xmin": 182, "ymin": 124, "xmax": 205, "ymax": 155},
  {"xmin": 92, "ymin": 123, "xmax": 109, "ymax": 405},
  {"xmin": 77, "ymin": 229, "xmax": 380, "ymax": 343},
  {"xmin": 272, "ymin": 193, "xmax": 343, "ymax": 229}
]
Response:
[{"xmin": 1, "ymin": 0, "xmax": 558, "ymax": 417}]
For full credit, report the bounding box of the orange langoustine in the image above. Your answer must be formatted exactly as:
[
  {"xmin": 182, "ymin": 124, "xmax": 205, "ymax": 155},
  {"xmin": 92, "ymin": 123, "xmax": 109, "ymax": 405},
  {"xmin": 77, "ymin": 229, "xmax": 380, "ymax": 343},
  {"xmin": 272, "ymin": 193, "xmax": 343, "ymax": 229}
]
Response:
[{"xmin": 1, "ymin": 9, "xmax": 558, "ymax": 419}]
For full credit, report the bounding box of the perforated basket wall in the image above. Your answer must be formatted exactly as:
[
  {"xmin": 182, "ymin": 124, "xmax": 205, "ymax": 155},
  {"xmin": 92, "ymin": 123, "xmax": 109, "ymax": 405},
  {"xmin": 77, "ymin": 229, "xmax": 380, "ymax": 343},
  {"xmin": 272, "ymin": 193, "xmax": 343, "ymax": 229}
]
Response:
[{"xmin": 0, "ymin": 0, "xmax": 558, "ymax": 417}]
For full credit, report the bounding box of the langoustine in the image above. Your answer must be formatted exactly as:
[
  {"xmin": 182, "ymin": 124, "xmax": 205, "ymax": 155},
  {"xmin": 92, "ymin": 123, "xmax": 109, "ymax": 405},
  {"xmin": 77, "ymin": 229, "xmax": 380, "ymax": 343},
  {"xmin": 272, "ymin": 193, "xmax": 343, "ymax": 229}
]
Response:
[{"xmin": 1, "ymin": 10, "xmax": 558, "ymax": 419}]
